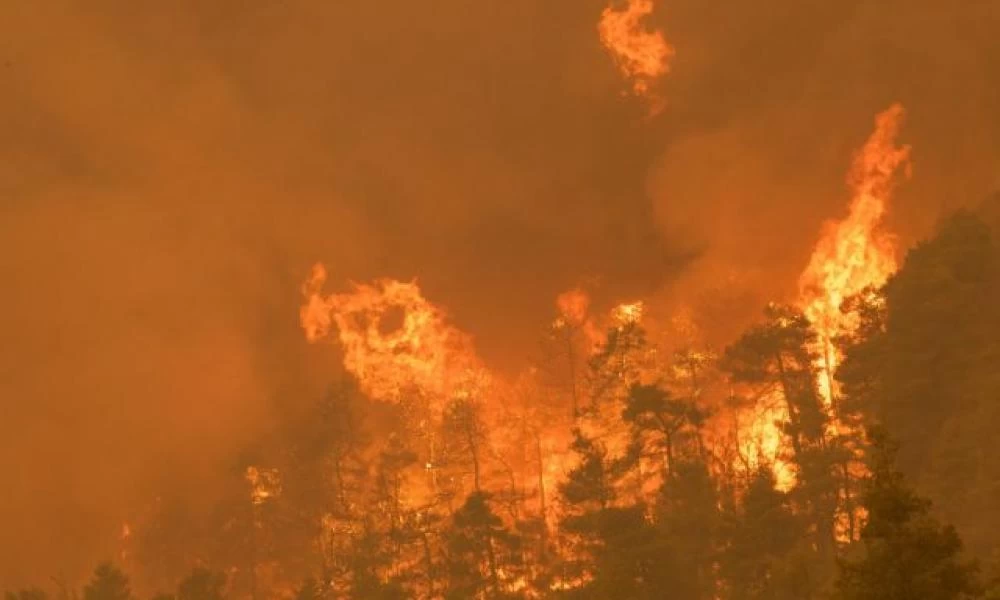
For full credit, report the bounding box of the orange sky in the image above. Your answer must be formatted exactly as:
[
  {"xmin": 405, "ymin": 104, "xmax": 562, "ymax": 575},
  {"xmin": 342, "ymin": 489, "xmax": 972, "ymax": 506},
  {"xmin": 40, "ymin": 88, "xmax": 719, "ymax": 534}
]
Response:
[{"xmin": 1, "ymin": 0, "xmax": 998, "ymax": 585}]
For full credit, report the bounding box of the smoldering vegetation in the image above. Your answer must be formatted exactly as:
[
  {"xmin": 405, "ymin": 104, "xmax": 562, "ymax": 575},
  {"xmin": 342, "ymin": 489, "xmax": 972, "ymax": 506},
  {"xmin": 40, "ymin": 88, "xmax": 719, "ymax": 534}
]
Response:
[{"xmin": 1, "ymin": 0, "xmax": 999, "ymax": 596}]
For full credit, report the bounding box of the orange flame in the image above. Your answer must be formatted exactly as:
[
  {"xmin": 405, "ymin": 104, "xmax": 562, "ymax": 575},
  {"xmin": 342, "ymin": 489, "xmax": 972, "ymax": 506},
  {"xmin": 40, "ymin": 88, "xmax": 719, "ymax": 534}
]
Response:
[
  {"xmin": 246, "ymin": 465, "xmax": 282, "ymax": 506},
  {"xmin": 555, "ymin": 288, "xmax": 590, "ymax": 328},
  {"xmin": 611, "ymin": 300, "xmax": 644, "ymax": 327},
  {"xmin": 799, "ymin": 103, "xmax": 911, "ymax": 405},
  {"xmin": 737, "ymin": 391, "xmax": 796, "ymax": 491},
  {"xmin": 553, "ymin": 288, "xmax": 603, "ymax": 352},
  {"xmin": 301, "ymin": 263, "xmax": 484, "ymax": 403},
  {"xmin": 598, "ymin": 0, "xmax": 673, "ymax": 112}
]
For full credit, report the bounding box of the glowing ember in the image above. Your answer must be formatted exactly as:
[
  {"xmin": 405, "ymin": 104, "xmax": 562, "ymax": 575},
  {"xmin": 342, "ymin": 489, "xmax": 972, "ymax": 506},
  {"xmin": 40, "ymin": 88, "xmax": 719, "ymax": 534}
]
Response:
[
  {"xmin": 246, "ymin": 466, "xmax": 282, "ymax": 506},
  {"xmin": 552, "ymin": 288, "xmax": 602, "ymax": 353},
  {"xmin": 611, "ymin": 301, "xmax": 644, "ymax": 326},
  {"xmin": 598, "ymin": 0, "xmax": 673, "ymax": 112},
  {"xmin": 799, "ymin": 103, "xmax": 912, "ymax": 406},
  {"xmin": 119, "ymin": 522, "xmax": 132, "ymax": 562},
  {"xmin": 301, "ymin": 263, "xmax": 485, "ymax": 403},
  {"xmin": 555, "ymin": 288, "xmax": 590, "ymax": 328}
]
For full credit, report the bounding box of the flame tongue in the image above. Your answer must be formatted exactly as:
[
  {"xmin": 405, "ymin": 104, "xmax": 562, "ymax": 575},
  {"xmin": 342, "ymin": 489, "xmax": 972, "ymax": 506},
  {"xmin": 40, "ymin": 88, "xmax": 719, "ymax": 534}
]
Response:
[
  {"xmin": 799, "ymin": 103, "xmax": 912, "ymax": 405},
  {"xmin": 598, "ymin": 0, "xmax": 673, "ymax": 111},
  {"xmin": 301, "ymin": 263, "xmax": 484, "ymax": 403}
]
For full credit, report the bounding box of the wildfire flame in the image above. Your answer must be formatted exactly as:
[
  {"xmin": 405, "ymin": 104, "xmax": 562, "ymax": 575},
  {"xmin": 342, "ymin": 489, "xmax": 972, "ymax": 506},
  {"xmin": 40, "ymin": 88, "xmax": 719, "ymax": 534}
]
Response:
[
  {"xmin": 611, "ymin": 300, "xmax": 644, "ymax": 326},
  {"xmin": 246, "ymin": 466, "xmax": 282, "ymax": 506},
  {"xmin": 799, "ymin": 103, "xmax": 912, "ymax": 405},
  {"xmin": 555, "ymin": 288, "xmax": 590, "ymax": 328},
  {"xmin": 301, "ymin": 263, "xmax": 485, "ymax": 403},
  {"xmin": 552, "ymin": 288, "xmax": 603, "ymax": 353},
  {"xmin": 598, "ymin": 0, "xmax": 673, "ymax": 113},
  {"xmin": 119, "ymin": 522, "xmax": 131, "ymax": 562}
]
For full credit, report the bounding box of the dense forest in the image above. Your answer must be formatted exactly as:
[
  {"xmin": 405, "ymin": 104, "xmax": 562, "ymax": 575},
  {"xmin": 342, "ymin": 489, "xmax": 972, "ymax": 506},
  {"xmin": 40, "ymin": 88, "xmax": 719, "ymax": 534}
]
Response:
[
  {"xmin": 5, "ymin": 0, "xmax": 1000, "ymax": 594},
  {"xmin": 8, "ymin": 203, "xmax": 1000, "ymax": 599}
]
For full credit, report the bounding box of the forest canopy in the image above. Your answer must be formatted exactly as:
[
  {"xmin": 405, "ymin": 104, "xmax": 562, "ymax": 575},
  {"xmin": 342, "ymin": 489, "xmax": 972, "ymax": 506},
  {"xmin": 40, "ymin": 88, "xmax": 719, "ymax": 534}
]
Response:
[{"xmin": 9, "ymin": 205, "xmax": 1000, "ymax": 599}]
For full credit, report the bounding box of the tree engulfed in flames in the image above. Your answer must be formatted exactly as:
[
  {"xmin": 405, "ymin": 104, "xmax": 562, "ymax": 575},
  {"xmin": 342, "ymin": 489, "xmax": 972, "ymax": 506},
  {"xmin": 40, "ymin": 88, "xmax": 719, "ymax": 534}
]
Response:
[
  {"xmin": 291, "ymin": 104, "xmax": 914, "ymax": 586},
  {"xmin": 553, "ymin": 288, "xmax": 590, "ymax": 331},
  {"xmin": 598, "ymin": 0, "xmax": 673, "ymax": 111},
  {"xmin": 300, "ymin": 263, "xmax": 485, "ymax": 403},
  {"xmin": 799, "ymin": 103, "xmax": 912, "ymax": 405},
  {"xmin": 611, "ymin": 300, "xmax": 644, "ymax": 326},
  {"xmin": 245, "ymin": 465, "xmax": 282, "ymax": 506}
]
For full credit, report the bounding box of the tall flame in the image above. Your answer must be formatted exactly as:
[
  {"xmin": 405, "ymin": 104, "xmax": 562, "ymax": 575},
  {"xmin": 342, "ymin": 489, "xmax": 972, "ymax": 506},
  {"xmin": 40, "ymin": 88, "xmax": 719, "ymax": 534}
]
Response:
[
  {"xmin": 799, "ymin": 103, "xmax": 912, "ymax": 405},
  {"xmin": 301, "ymin": 263, "xmax": 484, "ymax": 402},
  {"xmin": 598, "ymin": 0, "xmax": 673, "ymax": 112}
]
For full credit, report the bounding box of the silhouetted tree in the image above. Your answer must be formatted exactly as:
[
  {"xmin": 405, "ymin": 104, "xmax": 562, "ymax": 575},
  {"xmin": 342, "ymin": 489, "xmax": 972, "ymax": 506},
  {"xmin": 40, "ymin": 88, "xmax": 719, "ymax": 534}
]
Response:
[
  {"xmin": 719, "ymin": 468, "xmax": 810, "ymax": 600},
  {"xmin": 839, "ymin": 211, "xmax": 1000, "ymax": 557},
  {"xmin": 835, "ymin": 428, "xmax": 983, "ymax": 600},
  {"xmin": 722, "ymin": 304, "xmax": 841, "ymax": 573},
  {"xmin": 82, "ymin": 563, "xmax": 132, "ymax": 600},
  {"xmin": 557, "ymin": 428, "xmax": 675, "ymax": 598},
  {"xmin": 176, "ymin": 568, "xmax": 226, "ymax": 600},
  {"xmin": 623, "ymin": 383, "xmax": 705, "ymax": 478},
  {"xmin": 443, "ymin": 492, "xmax": 521, "ymax": 599},
  {"xmin": 441, "ymin": 396, "xmax": 489, "ymax": 494},
  {"xmin": 656, "ymin": 459, "xmax": 721, "ymax": 599}
]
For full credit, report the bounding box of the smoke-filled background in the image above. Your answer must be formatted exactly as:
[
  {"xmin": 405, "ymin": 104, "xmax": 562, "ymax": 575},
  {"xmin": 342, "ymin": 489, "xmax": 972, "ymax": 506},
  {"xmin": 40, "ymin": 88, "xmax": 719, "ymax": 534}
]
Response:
[{"xmin": 1, "ymin": 0, "xmax": 998, "ymax": 586}]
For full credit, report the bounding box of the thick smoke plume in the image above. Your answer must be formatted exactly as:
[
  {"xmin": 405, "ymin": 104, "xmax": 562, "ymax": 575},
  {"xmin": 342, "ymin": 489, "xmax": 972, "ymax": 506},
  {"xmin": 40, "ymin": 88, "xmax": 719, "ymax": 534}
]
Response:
[{"xmin": 1, "ymin": 0, "xmax": 998, "ymax": 586}]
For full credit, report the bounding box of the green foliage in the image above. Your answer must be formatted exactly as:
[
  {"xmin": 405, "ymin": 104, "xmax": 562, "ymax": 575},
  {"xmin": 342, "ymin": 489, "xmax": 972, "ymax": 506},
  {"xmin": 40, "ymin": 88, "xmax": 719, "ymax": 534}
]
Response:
[
  {"xmin": 20, "ymin": 207, "xmax": 1000, "ymax": 600},
  {"xmin": 623, "ymin": 383, "xmax": 705, "ymax": 476},
  {"xmin": 719, "ymin": 469, "xmax": 812, "ymax": 600},
  {"xmin": 82, "ymin": 563, "xmax": 132, "ymax": 600},
  {"xmin": 839, "ymin": 210, "xmax": 1000, "ymax": 557},
  {"xmin": 722, "ymin": 303, "xmax": 841, "ymax": 570},
  {"xmin": 835, "ymin": 429, "xmax": 983, "ymax": 600},
  {"xmin": 657, "ymin": 459, "xmax": 722, "ymax": 599},
  {"xmin": 557, "ymin": 427, "xmax": 680, "ymax": 599},
  {"xmin": 722, "ymin": 304, "xmax": 828, "ymax": 445},
  {"xmin": 443, "ymin": 492, "xmax": 520, "ymax": 600},
  {"xmin": 176, "ymin": 568, "xmax": 225, "ymax": 600},
  {"xmin": 586, "ymin": 321, "xmax": 648, "ymax": 410}
]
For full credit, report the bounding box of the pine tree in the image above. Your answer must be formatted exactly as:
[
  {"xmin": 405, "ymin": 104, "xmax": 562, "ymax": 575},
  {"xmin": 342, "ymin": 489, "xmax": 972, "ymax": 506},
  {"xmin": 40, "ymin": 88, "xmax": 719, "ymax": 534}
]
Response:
[
  {"xmin": 835, "ymin": 428, "xmax": 983, "ymax": 600},
  {"xmin": 656, "ymin": 458, "xmax": 721, "ymax": 599},
  {"xmin": 176, "ymin": 568, "xmax": 226, "ymax": 600},
  {"xmin": 443, "ymin": 492, "xmax": 521, "ymax": 599},
  {"xmin": 722, "ymin": 304, "xmax": 841, "ymax": 570},
  {"xmin": 839, "ymin": 210, "xmax": 1000, "ymax": 556},
  {"xmin": 557, "ymin": 429, "xmax": 673, "ymax": 598},
  {"xmin": 719, "ymin": 468, "xmax": 811, "ymax": 600},
  {"xmin": 622, "ymin": 382, "xmax": 705, "ymax": 478},
  {"xmin": 82, "ymin": 563, "xmax": 132, "ymax": 600},
  {"xmin": 441, "ymin": 396, "xmax": 489, "ymax": 495}
]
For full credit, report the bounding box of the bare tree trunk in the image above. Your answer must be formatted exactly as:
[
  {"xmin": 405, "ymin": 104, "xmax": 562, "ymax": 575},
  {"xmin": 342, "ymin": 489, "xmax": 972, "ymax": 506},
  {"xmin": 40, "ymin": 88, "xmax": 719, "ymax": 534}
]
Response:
[
  {"xmin": 567, "ymin": 331, "xmax": 579, "ymax": 420},
  {"xmin": 422, "ymin": 531, "xmax": 436, "ymax": 598},
  {"xmin": 467, "ymin": 427, "xmax": 481, "ymax": 492}
]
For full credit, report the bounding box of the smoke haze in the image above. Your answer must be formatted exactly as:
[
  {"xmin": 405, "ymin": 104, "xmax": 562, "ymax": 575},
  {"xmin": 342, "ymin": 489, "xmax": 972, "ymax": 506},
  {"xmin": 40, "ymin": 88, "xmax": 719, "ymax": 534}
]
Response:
[{"xmin": 1, "ymin": 0, "xmax": 998, "ymax": 585}]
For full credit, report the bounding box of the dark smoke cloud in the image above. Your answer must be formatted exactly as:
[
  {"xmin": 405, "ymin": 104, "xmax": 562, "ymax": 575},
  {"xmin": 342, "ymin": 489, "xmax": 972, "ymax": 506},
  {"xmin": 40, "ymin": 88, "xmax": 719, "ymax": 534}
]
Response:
[{"xmin": 0, "ymin": 0, "xmax": 997, "ymax": 585}]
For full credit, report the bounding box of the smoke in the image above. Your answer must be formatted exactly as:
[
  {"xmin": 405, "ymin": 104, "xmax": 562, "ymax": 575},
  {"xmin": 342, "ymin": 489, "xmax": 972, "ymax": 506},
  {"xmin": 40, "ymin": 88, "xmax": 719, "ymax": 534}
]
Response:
[
  {"xmin": 647, "ymin": 0, "xmax": 1000, "ymax": 340},
  {"xmin": 1, "ymin": 0, "xmax": 998, "ymax": 586}
]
